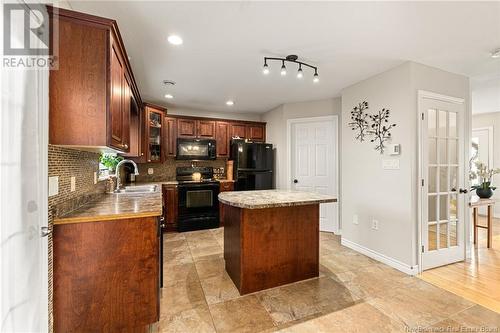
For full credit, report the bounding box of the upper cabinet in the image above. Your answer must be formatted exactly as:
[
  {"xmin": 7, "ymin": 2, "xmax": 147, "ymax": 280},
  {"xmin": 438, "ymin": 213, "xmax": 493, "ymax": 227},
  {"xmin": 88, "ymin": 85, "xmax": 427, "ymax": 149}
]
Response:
[
  {"xmin": 144, "ymin": 103, "xmax": 167, "ymax": 163},
  {"xmin": 48, "ymin": 7, "xmax": 142, "ymax": 153},
  {"xmin": 215, "ymin": 122, "xmax": 230, "ymax": 157},
  {"xmin": 246, "ymin": 124, "xmax": 265, "ymax": 142},
  {"xmin": 230, "ymin": 123, "xmax": 247, "ymax": 139},
  {"xmin": 177, "ymin": 119, "xmax": 216, "ymax": 139}
]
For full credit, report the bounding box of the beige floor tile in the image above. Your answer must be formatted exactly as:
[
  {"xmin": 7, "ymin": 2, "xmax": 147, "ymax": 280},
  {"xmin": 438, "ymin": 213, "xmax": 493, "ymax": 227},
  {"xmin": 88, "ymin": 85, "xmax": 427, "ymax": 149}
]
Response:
[
  {"xmin": 320, "ymin": 250, "xmax": 377, "ymax": 274},
  {"xmin": 209, "ymin": 295, "xmax": 276, "ymax": 333},
  {"xmin": 164, "ymin": 232, "xmax": 186, "ymax": 243},
  {"xmin": 163, "ymin": 249, "xmax": 193, "ymax": 268},
  {"xmin": 158, "ymin": 301, "xmax": 216, "ymax": 333},
  {"xmin": 195, "ymin": 257, "xmax": 226, "ymax": 280},
  {"xmin": 164, "ymin": 239, "xmax": 190, "ymax": 254},
  {"xmin": 256, "ymin": 277, "xmax": 360, "ymax": 325},
  {"xmin": 190, "ymin": 244, "xmax": 223, "ymax": 261},
  {"xmin": 200, "ymin": 271, "xmax": 241, "ymax": 305},
  {"xmin": 277, "ymin": 302, "xmax": 405, "ymax": 333},
  {"xmin": 163, "ymin": 263, "xmax": 198, "ymax": 284},
  {"xmin": 161, "ymin": 279, "xmax": 206, "ymax": 315},
  {"xmin": 450, "ymin": 305, "xmax": 500, "ymax": 332},
  {"xmin": 367, "ymin": 279, "xmax": 474, "ymax": 328},
  {"xmin": 333, "ymin": 264, "xmax": 414, "ymax": 298}
]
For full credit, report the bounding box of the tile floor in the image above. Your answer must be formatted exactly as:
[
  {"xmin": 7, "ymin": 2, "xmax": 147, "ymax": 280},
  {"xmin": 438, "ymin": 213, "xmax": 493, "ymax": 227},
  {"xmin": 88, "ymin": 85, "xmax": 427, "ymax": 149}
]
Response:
[{"xmin": 157, "ymin": 228, "xmax": 500, "ymax": 333}]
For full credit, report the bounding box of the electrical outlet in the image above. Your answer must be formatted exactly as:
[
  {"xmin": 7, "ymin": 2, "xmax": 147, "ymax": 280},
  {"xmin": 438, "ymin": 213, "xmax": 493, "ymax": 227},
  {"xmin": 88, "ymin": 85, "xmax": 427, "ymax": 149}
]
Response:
[
  {"xmin": 352, "ymin": 214, "xmax": 359, "ymax": 225},
  {"xmin": 372, "ymin": 219, "xmax": 379, "ymax": 230},
  {"xmin": 94, "ymin": 172, "xmax": 97, "ymax": 184},
  {"xmin": 148, "ymin": 168, "xmax": 154, "ymax": 175},
  {"xmin": 70, "ymin": 176, "xmax": 76, "ymax": 192},
  {"xmin": 48, "ymin": 176, "xmax": 59, "ymax": 196}
]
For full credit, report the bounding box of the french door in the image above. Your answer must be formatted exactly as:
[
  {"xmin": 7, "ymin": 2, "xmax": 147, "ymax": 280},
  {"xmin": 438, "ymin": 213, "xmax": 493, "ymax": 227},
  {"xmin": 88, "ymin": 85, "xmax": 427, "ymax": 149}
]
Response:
[{"xmin": 419, "ymin": 92, "xmax": 467, "ymax": 270}]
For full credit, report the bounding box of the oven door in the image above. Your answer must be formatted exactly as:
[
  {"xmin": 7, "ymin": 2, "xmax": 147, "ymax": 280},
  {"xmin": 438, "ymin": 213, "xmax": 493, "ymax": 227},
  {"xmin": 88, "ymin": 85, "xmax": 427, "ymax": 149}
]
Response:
[{"xmin": 178, "ymin": 183, "xmax": 219, "ymax": 217}]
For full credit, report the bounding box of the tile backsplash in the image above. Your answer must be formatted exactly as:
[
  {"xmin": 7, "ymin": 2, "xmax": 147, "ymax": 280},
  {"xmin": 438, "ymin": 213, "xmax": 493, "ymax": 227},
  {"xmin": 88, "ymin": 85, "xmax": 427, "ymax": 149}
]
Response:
[{"xmin": 135, "ymin": 158, "xmax": 227, "ymax": 182}]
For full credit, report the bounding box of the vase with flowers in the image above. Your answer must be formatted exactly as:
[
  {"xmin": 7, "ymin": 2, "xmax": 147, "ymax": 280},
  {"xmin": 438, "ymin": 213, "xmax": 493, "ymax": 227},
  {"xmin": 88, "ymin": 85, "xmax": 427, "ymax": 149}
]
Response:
[{"xmin": 470, "ymin": 161, "xmax": 500, "ymax": 199}]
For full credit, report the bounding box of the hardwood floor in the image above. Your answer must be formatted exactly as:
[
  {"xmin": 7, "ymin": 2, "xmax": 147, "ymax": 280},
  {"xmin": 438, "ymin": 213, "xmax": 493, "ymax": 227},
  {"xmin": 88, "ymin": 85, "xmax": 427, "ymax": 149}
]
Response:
[{"xmin": 420, "ymin": 215, "xmax": 500, "ymax": 313}]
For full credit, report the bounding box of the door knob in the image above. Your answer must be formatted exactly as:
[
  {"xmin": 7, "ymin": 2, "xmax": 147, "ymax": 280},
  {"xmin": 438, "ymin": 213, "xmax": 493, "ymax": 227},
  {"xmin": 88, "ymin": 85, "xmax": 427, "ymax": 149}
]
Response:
[
  {"xmin": 293, "ymin": 179, "xmax": 298, "ymax": 184},
  {"xmin": 459, "ymin": 188, "xmax": 469, "ymax": 194}
]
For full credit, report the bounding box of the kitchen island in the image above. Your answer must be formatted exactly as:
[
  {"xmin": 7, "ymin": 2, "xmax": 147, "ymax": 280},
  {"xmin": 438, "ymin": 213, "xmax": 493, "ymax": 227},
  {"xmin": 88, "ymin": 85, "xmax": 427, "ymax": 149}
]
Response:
[{"xmin": 218, "ymin": 190, "xmax": 336, "ymax": 295}]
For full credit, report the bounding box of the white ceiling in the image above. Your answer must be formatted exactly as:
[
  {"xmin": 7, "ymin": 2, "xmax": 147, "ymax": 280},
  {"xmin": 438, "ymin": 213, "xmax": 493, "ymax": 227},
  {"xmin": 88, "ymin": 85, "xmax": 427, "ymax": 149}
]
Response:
[
  {"xmin": 69, "ymin": 1, "xmax": 500, "ymax": 113},
  {"xmin": 472, "ymin": 74, "xmax": 500, "ymax": 114}
]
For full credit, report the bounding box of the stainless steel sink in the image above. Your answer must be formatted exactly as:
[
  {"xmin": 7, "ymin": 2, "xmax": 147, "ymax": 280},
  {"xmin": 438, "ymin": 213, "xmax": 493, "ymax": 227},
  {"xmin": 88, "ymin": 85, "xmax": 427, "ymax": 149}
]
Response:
[{"xmin": 115, "ymin": 184, "xmax": 158, "ymax": 194}]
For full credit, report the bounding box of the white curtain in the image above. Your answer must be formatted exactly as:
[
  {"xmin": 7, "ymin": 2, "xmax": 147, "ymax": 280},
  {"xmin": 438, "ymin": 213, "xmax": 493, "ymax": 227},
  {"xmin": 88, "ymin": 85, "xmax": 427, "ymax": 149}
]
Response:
[{"xmin": 0, "ymin": 2, "xmax": 49, "ymax": 332}]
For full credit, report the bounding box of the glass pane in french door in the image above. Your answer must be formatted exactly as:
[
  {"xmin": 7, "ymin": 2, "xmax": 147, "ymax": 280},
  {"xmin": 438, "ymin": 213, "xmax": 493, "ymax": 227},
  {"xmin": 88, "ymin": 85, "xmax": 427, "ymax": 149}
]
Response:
[{"xmin": 427, "ymin": 108, "xmax": 460, "ymax": 251}]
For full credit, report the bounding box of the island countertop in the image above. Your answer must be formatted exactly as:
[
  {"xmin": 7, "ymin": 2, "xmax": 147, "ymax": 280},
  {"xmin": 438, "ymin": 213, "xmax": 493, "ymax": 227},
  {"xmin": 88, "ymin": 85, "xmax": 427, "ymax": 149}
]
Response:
[{"xmin": 218, "ymin": 190, "xmax": 336, "ymax": 209}]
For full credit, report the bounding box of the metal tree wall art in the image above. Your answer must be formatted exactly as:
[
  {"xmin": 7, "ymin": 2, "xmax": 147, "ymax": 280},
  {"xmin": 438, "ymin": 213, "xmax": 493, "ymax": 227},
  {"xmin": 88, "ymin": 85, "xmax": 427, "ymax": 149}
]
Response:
[
  {"xmin": 348, "ymin": 101, "xmax": 369, "ymax": 141},
  {"xmin": 368, "ymin": 108, "xmax": 396, "ymax": 154}
]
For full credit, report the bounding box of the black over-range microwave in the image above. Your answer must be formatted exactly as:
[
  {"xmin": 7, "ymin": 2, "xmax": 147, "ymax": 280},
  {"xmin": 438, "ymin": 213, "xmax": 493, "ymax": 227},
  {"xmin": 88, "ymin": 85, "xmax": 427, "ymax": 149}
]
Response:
[{"xmin": 176, "ymin": 138, "xmax": 217, "ymax": 160}]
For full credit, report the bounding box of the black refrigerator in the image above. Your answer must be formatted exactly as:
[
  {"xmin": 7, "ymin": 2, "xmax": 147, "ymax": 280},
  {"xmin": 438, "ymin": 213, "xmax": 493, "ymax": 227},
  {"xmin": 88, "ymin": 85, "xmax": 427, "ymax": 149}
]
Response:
[{"xmin": 230, "ymin": 139, "xmax": 274, "ymax": 191}]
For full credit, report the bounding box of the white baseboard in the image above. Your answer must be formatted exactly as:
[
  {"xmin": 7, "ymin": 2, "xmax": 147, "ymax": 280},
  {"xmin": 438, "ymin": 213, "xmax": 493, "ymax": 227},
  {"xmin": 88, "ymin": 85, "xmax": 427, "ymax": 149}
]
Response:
[{"xmin": 340, "ymin": 238, "xmax": 419, "ymax": 276}]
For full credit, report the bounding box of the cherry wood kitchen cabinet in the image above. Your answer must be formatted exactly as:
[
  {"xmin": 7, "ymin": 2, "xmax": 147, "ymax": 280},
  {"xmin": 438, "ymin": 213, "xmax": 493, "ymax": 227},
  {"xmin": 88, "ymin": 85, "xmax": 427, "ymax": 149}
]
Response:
[
  {"xmin": 230, "ymin": 123, "xmax": 247, "ymax": 139},
  {"xmin": 177, "ymin": 118, "xmax": 216, "ymax": 139},
  {"xmin": 163, "ymin": 116, "xmax": 177, "ymax": 157},
  {"xmin": 162, "ymin": 184, "xmax": 178, "ymax": 231},
  {"xmin": 246, "ymin": 124, "xmax": 266, "ymax": 142},
  {"xmin": 48, "ymin": 7, "xmax": 142, "ymax": 153},
  {"xmin": 53, "ymin": 216, "xmax": 160, "ymax": 332},
  {"xmin": 177, "ymin": 118, "xmax": 197, "ymax": 138},
  {"xmin": 215, "ymin": 121, "xmax": 230, "ymax": 157},
  {"xmin": 145, "ymin": 103, "xmax": 167, "ymax": 163}
]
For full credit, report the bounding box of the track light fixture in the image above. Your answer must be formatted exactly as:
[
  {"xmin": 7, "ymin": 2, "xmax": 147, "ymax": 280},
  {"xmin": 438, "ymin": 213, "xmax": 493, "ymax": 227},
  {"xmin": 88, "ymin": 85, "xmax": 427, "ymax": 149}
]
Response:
[{"xmin": 263, "ymin": 55, "xmax": 319, "ymax": 83}]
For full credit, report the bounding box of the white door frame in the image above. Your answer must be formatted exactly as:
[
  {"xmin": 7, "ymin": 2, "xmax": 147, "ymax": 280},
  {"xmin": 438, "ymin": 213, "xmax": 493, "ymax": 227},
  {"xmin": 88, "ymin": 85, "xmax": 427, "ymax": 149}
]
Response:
[
  {"xmin": 471, "ymin": 126, "xmax": 494, "ymax": 168},
  {"xmin": 417, "ymin": 90, "xmax": 469, "ymax": 273},
  {"xmin": 286, "ymin": 115, "xmax": 339, "ymax": 233}
]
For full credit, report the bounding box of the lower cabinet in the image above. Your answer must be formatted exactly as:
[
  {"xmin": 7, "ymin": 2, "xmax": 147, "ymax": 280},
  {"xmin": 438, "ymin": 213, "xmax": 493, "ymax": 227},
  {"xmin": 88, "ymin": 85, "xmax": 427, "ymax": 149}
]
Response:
[
  {"xmin": 53, "ymin": 217, "xmax": 160, "ymax": 332},
  {"xmin": 219, "ymin": 181, "xmax": 235, "ymax": 226},
  {"xmin": 163, "ymin": 184, "xmax": 178, "ymax": 231}
]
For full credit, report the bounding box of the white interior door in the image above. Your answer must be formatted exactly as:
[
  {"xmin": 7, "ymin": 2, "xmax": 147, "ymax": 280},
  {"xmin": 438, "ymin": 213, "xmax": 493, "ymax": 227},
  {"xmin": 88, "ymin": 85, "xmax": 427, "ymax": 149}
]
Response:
[
  {"xmin": 420, "ymin": 94, "xmax": 467, "ymax": 270},
  {"xmin": 290, "ymin": 117, "xmax": 338, "ymax": 233}
]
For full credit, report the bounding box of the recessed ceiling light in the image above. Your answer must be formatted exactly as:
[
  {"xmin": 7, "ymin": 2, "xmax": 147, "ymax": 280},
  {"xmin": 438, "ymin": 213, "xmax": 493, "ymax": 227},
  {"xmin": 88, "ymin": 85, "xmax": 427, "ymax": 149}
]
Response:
[
  {"xmin": 167, "ymin": 35, "xmax": 183, "ymax": 45},
  {"xmin": 491, "ymin": 49, "xmax": 500, "ymax": 58},
  {"xmin": 226, "ymin": 100, "xmax": 234, "ymax": 106},
  {"xmin": 165, "ymin": 94, "xmax": 174, "ymax": 99}
]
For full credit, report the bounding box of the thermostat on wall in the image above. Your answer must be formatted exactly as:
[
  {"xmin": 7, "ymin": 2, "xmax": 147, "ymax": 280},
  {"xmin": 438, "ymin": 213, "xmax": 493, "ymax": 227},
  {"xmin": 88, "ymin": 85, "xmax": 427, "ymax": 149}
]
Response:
[{"xmin": 388, "ymin": 144, "xmax": 401, "ymax": 155}]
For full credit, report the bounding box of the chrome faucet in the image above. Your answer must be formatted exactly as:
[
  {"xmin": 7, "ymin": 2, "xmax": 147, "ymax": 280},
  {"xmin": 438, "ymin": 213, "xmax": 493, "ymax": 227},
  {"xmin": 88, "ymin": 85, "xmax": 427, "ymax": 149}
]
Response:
[{"xmin": 114, "ymin": 159, "xmax": 139, "ymax": 192}]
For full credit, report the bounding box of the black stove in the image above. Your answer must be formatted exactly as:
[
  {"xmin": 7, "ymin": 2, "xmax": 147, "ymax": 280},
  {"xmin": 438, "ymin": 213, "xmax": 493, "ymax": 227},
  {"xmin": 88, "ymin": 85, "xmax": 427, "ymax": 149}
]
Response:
[{"xmin": 176, "ymin": 167, "xmax": 219, "ymax": 232}]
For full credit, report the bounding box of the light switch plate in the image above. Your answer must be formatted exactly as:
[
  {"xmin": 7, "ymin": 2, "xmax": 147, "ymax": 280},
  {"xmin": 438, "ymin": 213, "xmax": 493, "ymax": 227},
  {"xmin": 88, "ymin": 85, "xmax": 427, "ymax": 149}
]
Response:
[
  {"xmin": 372, "ymin": 219, "xmax": 379, "ymax": 230},
  {"xmin": 352, "ymin": 214, "xmax": 359, "ymax": 225},
  {"xmin": 70, "ymin": 176, "xmax": 76, "ymax": 192},
  {"xmin": 148, "ymin": 168, "xmax": 154, "ymax": 175},
  {"xmin": 48, "ymin": 176, "xmax": 59, "ymax": 196},
  {"xmin": 382, "ymin": 159, "xmax": 400, "ymax": 170}
]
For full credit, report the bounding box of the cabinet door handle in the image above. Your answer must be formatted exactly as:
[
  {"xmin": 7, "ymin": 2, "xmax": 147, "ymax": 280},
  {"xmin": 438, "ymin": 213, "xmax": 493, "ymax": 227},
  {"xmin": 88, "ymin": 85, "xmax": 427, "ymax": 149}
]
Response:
[
  {"xmin": 293, "ymin": 179, "xmax": 298, "ymax": 184},
  {"xmin": 123, "ymin": 144, "xmax": 128, "ymax": 149}
]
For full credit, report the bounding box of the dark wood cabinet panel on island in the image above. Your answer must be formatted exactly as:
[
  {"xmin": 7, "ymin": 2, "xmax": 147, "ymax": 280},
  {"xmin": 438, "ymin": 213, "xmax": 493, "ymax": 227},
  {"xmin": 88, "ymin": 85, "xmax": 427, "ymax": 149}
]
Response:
[
  {"xmin": 218, "ymin": 181, "xmax": 234, "ymax": 226},
  {"xmin": 48, "ymin": 7, "xmax": 142, "ymax": 153}
]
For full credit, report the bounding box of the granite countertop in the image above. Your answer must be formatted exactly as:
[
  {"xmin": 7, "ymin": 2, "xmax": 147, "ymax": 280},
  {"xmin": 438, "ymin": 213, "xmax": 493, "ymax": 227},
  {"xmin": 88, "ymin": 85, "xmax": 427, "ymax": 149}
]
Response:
[
  {"xmin": 54, "ymin": 189, "xmax": 162, "ymax": 225},
  {"xmin": 218, "ymin": 190, "xmax": 337, "ymax": 209}
]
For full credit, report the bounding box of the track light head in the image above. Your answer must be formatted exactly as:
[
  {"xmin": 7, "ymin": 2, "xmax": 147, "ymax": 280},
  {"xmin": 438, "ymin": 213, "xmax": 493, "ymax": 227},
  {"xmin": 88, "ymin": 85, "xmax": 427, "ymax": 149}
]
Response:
[
  {"xmin": 313, "ymin": 71, "xmax": 319, "ymax": 83},
  {"xmin": 297, "ymin": 65, "xmax": 303, "ymax": 79},
  {"xmin": 263, "ymin": 62, "xmax": 269, "ymax": 75},
  {"xmin": 280, "ymin": 61, "xmax": 287, "ymax": 76}
]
